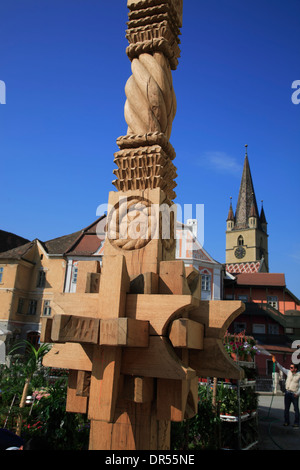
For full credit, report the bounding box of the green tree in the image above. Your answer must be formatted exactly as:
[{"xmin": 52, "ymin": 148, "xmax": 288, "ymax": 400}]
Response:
[{"xmin": 8, "ymin": 341, "xmax": 51, "ymax": 435}]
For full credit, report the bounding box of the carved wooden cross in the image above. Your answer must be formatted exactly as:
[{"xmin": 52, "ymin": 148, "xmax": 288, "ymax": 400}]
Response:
[
  {"xmin": 42, "ymin": 255, "xmax": 244, "ymax": 449},
  {"xmin": 42, "ymin": 0, "xmax": 245, "ymax": 450}
]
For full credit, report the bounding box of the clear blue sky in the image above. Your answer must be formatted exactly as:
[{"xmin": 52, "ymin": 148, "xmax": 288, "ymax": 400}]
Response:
[{"xmin": 1, "ymin": 0, "xmax": 299, "ymax": 298}]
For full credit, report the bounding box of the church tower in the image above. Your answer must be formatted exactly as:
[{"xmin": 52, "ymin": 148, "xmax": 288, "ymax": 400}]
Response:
[{"xmin": 226, "ymin": 146, "xmax": 269, "ymax": 273}]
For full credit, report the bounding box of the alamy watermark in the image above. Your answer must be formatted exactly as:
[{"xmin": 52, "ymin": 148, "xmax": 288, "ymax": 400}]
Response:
[
  {"xmin": 0, "ymin": 80, "xmax": 6, "ymax": 104},
  {"xmin": 291, "ymin": 80, "xmax": 300, "ymax": 105},
  {"xmin": 292, "ymin": 340, "xmax": 300, "ymax": 365},
  {"xmin": 96, "ymin": 198, "xmax": 205, "ymax": 250}
]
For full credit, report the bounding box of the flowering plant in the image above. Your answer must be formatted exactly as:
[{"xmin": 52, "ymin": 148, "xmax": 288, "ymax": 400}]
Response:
[
  {"xmin": 24, "ymin": 420, "xmax": 44, "ymax": 435},
  {"xmin": 32, "ymin": 388, "xmax": 50, "ymax": 401},
  {"xmin": 224, "ymin": 331, "xmax": 258, "ymax": 361}
]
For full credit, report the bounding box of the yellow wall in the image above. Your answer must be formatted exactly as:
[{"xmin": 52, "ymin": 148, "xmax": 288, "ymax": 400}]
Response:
[
  {"xmin": 226, "ymin": 227, "xmax": 268, "ymax": 268},
  {"xmin": 0, "ymin": 241, "xmax": 101, "ymax": 335}
]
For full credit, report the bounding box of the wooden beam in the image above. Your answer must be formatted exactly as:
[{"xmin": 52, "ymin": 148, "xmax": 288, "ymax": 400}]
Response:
[
  {"xmin": 40, "ymin": 317, "xmax": 53, "ymax": 343},
  {"xmin": 42, "ymin": 343, "xmax": 93, "ymax": 371},
  {"xmin": 126, "ymin": 294, "xmax": 199, "ymax": 336},
  {"xmin": 88, "ymin": 345, "xmax": 122, "ymax": 423},
  {"xmin": 189, "ymin": 338, "xmax": 244, "ymax": 380},
  {"xmin": 121, "ymin": 336, "xmax": 196, "ymax": 380},
  {"xmin": 66, "ymin": 370, "xmax": 88, "ymax": 414},
  {"xmin": 169, "ymin": 318, "xmax": 204, "ymax": 349},
  {"xmin": 100, "ymin": 318, "xmax": 149, "ymax": 347},
  {"xmin": 122, "ymin": 376, "xmax": 154, "ymax": 403},
  {"xmin": 159, "ymin": 260, "xmax": 191, "ymax": 295},
  {"xmin": 98, "ymin": 254, "xmax": 130, "ymax": 319},
  {"xmin": 157, "ymin": 376, "xmax": 198, "ymax": 422},
  {"xmin": 51, "ymin": 314, "xmax": 100, "ymax": 344},
  {"xmin": 89, "ymin": 255, "xmax": 130, "ymax": 423},
  {"xmin": 130, "ymin": 272, "xmax": 159, "ymax": 294},
  {"xmin": 189, "ymin": 300, "xmax": 245, "ymax": 339},
  {"xmin": 76, "ymin": 371, "xmax": 91, "ymax": 397},
  {"xmin": 185, "ymin": 266, "xmax": 201, "ymax": 300}
]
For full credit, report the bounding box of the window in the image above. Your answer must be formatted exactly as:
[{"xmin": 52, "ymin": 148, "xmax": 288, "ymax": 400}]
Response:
[
  {"xmin": 17, "ymin": 298, "xmax": 25, "ymax": 314},
  {"xmin": 64, "ymin": 260, "xmax": 79, "ymax": 293},
  {"xmin": 37, "ymin": 270, "xmax": 46, "ymax": 288},
  {"xmin": 234, "ymin": 322, "xmax": 246, "ymax": 333},
  {"xmin": 253, "ymin": 324, "xmax": 266, "ymax": 334},
  {"xmin": 267, "ymin": 296, "xmax": 278, "ymax": 309},
  {"xmin": 43, "ymin": 300, "xmax": 52, "ymax": 317},
  {"xmin": 286, "ymin": 327, "xmax": 294, "ymax": 334},
  {"xmin": 238, "ymin": 235, "xmax": 244, "ymax": 246},
  {"xmin": 238, "ymin": 295, "xmax": 248, "ymax": 301},
  {"xmin": 0, "ymin": 267, "xmax": 3, "ymax": 283},
  {"xmin": 28, "ymin": 299, "xmax": 37, "ymax": 315},
  {"xmin": 268, "ymin": 324, "xmax": 279, "ymax": 335},
  {"xmin": 201, "ymin": 274, "xmax": 211, "ymax": 291},
  {"xmin": 72, "ymin": 266, "xmax": 78, "ymax": 285},
  {"xmin": 226, "ymin": 294, "xmax": 234, "ymax": 300}
]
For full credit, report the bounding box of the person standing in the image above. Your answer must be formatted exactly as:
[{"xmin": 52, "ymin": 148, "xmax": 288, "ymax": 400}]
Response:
[{"xmin": 274, "ymin": 358, "xmax": 300, "ymax": 428}]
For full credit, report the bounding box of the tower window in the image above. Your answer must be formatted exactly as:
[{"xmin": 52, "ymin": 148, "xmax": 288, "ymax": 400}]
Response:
[{"xmin": 238, "ymin": 235, "xmax": 244, "ymax": 246}]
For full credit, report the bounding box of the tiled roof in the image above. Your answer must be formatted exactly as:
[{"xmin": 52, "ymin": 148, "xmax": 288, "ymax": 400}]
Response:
[
  {"xmin": 0, "ymin": 230, "xmax": 30, "ymax": 254},
  {"xmin": 43, "ymin": 231, "xmax": 82, "ymax": 255},
  {"xmin": 235, "ymin": 273, "xmax": 286, "ymax": 287},
  {"xmin": 0, "ymin": 241, "xmax": 35, "ymax": 260},
  {"xmin": 226, "ymin": 200, "xmax": 235, "ymax": 221},
  {"xmin": 234, "ymin": 154, "xmax": 261, "ymax": 230},
  {"xmin": 0, "ymin": 216, "xmax": 106, "ymax": 259}
]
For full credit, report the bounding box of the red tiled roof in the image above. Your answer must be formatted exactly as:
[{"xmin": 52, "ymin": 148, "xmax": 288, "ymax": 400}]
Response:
[
  {"xmin": 258, "ymin": 344, "xmax": 293, "ymax": 354},
  {"xmin": 66, "ymin": 234, "xmax": 104, "ymax": 255},
  {"xmin": 235, "ymin": 273, "xmax": 286, "ymax": 287}
]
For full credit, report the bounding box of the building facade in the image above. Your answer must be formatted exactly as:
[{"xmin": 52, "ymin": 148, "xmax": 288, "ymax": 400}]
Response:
[
  {"xmin": 224, "ymin": 272, "xmax": 300, "ymax": 376},
  {"xmin": 0, "ymin": 217, "xmax": 105, "ymax": 350}
]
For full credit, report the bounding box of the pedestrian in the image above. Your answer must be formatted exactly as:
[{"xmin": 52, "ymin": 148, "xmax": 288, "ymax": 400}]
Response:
[{"xmin": 273, "ymin": 356, "xmax": 300, "ymax": 428}]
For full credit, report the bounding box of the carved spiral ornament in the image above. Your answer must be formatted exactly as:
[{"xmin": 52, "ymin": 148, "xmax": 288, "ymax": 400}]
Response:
[
  {"xmin": 125, "ymin": 52, "xmax": 177, "ymax": 140},
  {"xmin": 107, "ymin": 197, "xmax": 157, "ymax": 251}
]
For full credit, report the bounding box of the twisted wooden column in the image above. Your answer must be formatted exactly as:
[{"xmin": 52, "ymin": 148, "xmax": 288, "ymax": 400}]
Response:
[
  {"xmin": 42, "ymin": 1, "xmax": 247, "ymax": 451},
  {"xmin": 113, "ymin": 0, "xmax": 183, "ymax": 202},
  {"xmin": 125, "ymin": 52, "xmax": 177, "ymax": 139}
]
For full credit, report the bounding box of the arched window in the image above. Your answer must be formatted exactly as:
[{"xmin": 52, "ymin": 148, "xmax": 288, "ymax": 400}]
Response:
[{"xmin": 238, "ymin": 235, "xmax": 244, "ymax": 246}]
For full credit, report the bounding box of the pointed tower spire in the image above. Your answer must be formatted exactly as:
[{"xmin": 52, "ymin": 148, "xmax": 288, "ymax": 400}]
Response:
[
  {"xmin": 226, "ymin": 196, "xmax": 235, "ymax": 231},
  {"xmin": 227, "ymin": 197, "xmax": 235, "ymax": 221},
  {"xmin": 260, "ymin": 200, "xmax": 267, "ymax": 232},
  {"xmin": 234, "ymin": 145, "xmax": 260, "ymax": 229}
]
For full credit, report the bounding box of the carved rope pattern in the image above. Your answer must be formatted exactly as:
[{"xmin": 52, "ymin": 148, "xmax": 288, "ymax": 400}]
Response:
[{"xmin": 124, "ymin": 52, "xmax": 177, "ymax": 141}]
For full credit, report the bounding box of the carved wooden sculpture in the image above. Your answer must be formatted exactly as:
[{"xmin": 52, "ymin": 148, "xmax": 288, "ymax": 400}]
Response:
[{"xmin": 42, "ymin": 0, "xmax": 245, "ymax": 450}]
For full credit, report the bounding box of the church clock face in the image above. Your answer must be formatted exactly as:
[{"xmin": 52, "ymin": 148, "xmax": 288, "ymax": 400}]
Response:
[{"xmin": 235, "ymin": 246, "xmax": 246, "ymax": 259}]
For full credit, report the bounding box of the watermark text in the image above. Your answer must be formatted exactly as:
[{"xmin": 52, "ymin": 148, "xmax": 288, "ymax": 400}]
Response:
[
  {"xmin": 0, "ymin": 80, "xmax": 6, "ymax": 104},
  {"xmin": 291, "ymin": 80, "xmax": 300, "ymax": 105}
]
